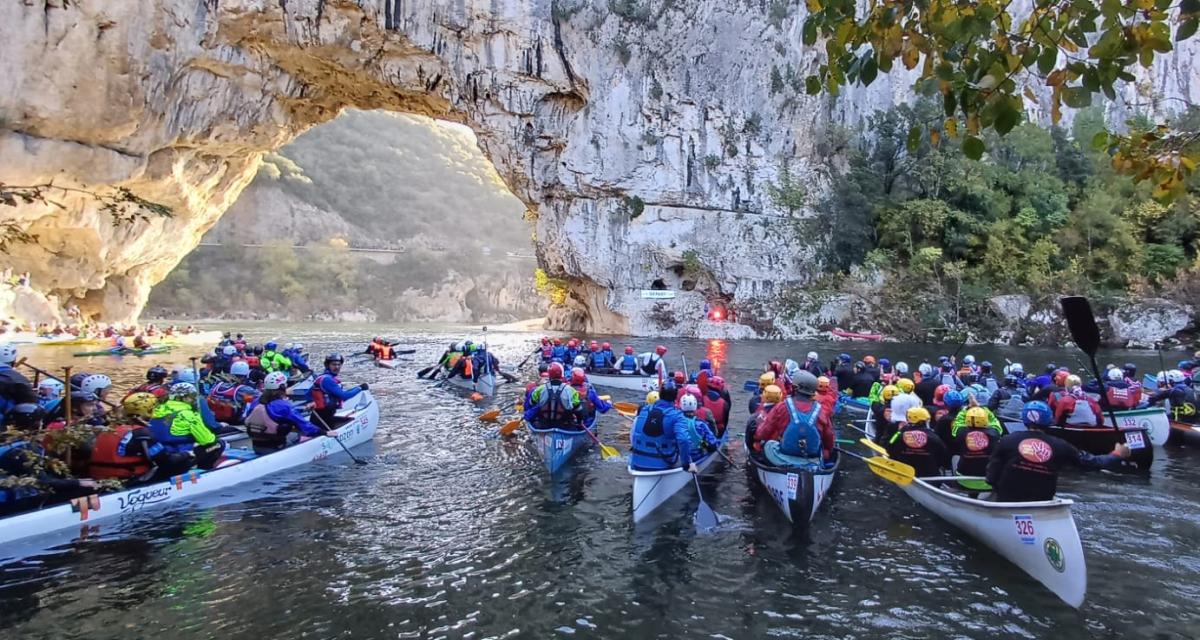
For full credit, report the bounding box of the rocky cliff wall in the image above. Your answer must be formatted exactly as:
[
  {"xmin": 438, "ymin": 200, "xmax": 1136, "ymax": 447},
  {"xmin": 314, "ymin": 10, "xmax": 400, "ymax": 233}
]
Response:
[{"xmin": 1, "ymin": 0, "xmax": 1197, "ymax": 335}]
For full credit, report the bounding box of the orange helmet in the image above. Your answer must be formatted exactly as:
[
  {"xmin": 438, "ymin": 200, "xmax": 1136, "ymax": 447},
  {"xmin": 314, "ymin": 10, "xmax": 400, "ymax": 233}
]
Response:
[
  {"xmin": 864, "ymin": 355, "xmax": 877, "ymax": 366},
  {"xmin": 817, "ymin": 376, "xmax": 831, "ymax": 391}
]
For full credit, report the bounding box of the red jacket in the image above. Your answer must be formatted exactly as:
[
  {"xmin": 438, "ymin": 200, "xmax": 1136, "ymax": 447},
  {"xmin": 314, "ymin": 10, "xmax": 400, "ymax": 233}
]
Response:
[
  {"xmin": 1053, "ymin": 394, "xmax": 1103, "ymax": 427},
  {"xmin": 755, "ymin": 395, "xmax": 835, "ymax": 458}
]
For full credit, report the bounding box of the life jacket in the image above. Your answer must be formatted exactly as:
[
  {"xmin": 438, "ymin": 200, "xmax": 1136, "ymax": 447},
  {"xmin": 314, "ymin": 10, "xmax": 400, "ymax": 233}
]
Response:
[
  {"xmin": 128, "ymin": 382, "xmax": 168, "ymax": 401},
  {"xmin": 378, "ymin": 344, "xmax": 393, "ymax": 360},
  {"xmin": 590, "ymin": 350, "xmax": 609, "ymax": 370},
  {"xmin": 619, "ymin": 354, "xmax": 638, "ymax": 372},
  {"xmin": 967, "ymin": 383, "xmax": 991, "ymax": 406},
  {"xmin": 630, "ymin": 405, "xmax": 678, "ymax": 470},
  {"xmin": 461, "ymin": 356, "xmax": 474, "ymax": 379},
  {"xmin": 551, "ymin": 345, "xmax": 567, "ymax": 361},
  {"xmin": 572, "ymin": 382, "xmax": 595, "ymax": 416},
  {"xmin": 311, "ymin": 373, "xmax": 341, "ymax": 411},
  {"xmin": 680, "ymin": 414, "xmax": 703, "ymax": 451},
  {"xmin": 540, "ymin": 344, "xmax": 553, "ymax": 360},
  {"xmin": 147, "ymin": 411, "xmax": 194, "ymax": 452},
  {"xmin": 246, "ymin": 356, "xmax": 261, "ymax": 369},
  {"xmin": 535, "ymin": 381, "xmax": 576, "ymax": 428},
  {"xmin": 1170, "ymin": 386, "xmax": 1199, "ymax": 423},
  {"xmin": 88, "ymin": 425, "xmax": 159, "ymax": 479},
  {"xmin": 780, "ymin": 398, "xmax": 822, "ymax": 458},
  {"xmin": 1105, "ymin": 383, "xmax": 1140, "ymax": 409},
  {"xmin": 639, "ymin": 354, "xmax": 661, "ymax": 376},
  {"xmin": 952, "ymin": 426, "xmax": 997, "ymax": 477},
  {"xmin": 206, "ymin": 381, "xmax": 259, "ymax": 424},
  {"xmin": 983, "ymin": 375, "xmax": 999, "ymax": 394},
  {"xmin": 702, "ymin": 391, "xmax": 728, "ymax": 431},
  {"xmin": 1061, "ymin": 394, "xmax": 1099, "ymax": 426},
  {"xmin": 887, "ymin": 425, "xmax": 943, "ymax": 477},
  {"xmin": 993, "ymin": 434, "xmax": 1061, "ymax": 501},
  {"xmin": 245, "ymin": 402, "xmax": 286, "ymax": 450}
]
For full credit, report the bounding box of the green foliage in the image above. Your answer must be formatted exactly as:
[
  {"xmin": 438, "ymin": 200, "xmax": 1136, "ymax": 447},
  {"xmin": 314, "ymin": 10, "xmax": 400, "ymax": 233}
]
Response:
[
  {"xmin": 743, "ymin": 112, "xmax": 763, "ymax": 137},
  {"xmin": 614, "ymin": 38, "xmax": 632, "ymax": 65},
  {"xmin": 803, "ymin": 0, "xmax": 1200, "ymax": 199},
  {"xmin": 624, "ymin": 195, "xmax": 646, "ymax": 219},
  {"xmin": 534, "ymin": 268, "xmax": 570, "ymax": 306},
  {"xmin": 703, "ymin": 154, "xmax": 721, "ymax": 170},
  {"xmin": 767, "ymin": 0, "xmax": 788, "ymax": 29},
  {"xmin": 681, "ymin": 249, "xmax": 703, "ymax": 276}
]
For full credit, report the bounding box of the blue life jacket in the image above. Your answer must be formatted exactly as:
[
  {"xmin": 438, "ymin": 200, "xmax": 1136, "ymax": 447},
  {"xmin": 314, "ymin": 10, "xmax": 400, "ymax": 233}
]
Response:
[
  {"xmin": 551, "ymin": 345, "xmax": 567, "ymax": 361},
  {"xmin": 630, "ymin": 403, "xmax": 678, "ymax": 471},
  {"xmin": 619, "ymin": 354, "xmax": 638, "ymax": 372},
  {"xmin": 781, "ymin": 398, "xmax": 822, "ymax": 457},
  {"xmin": 147, "ymin": 412, "xmax": 195, "ymax": 453},
  {"xmin": 564, "ymin": 347, "xmax": 578, "ymax": 363},
  {"xmin": 590, "ymin": 351, "xmax": 611, "ymax": 369}
]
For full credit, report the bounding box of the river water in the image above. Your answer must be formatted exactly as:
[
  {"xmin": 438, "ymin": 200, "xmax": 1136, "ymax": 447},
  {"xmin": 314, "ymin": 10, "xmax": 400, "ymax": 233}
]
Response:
[{"xmin": 1, "ymin": 324, "xmax": 1197, "ymax": 639}]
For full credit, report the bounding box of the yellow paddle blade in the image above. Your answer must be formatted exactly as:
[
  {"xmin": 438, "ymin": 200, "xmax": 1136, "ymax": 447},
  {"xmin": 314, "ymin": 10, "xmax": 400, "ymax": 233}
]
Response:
[
  {"xmin": 865, "ymin": 456, "xmax": 915, "ymax": 486},
  {"xmin": 613, "ymin": 401, "xmax": 639, "ymax": 415},
  {"xmin": 598, "ymin": 394, "xmax": 612, "ymax": 401},
  {"xmin": 479, "ymin": 409, "xmax": 501, "ymax": 422},
  {"xmin": 599, "ymin": 443, "xmax": 621, "ymax": 459},
  {"xmin": 860, "ymin": 437, "xmax": 889, "ymax": 457},
  {"xmin": 499, "ymin": 418, "xmax": 523, "ymax": 436}
]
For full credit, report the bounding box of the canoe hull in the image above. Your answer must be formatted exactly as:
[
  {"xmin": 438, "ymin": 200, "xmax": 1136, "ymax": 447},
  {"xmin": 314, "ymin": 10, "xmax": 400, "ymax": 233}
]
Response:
[
  {"xmin": 1168, "ymin": 420, "xmax": 1200, "ymax": 446},
  {"xmin": 528, "ymin": 424, "xmax": 594, "ymax": 474},
  {"xmin": 584, "ymin": 372, "xmax": 660, "ymax": 392},
  {"xmin": 898, "ymin": 476, "xmax": 1087, "ymax": 608},
  {"xmin": 746, "ymin": 444, "xmax": 839, "ymax": 531},
  {"xmin": 1102, "ymin": 407, "xmax": 1170, "ymax": 446},
  {"xmin": 830, "ymin": 329, "xmax": 883, "ymax": 341},
  {"xmin": 0, "ymin": 391, "xmax": 379, "ymax": 548},
  {"xmin": 443, "ymin": 373, "xmax": 497, "ymax": 397},
  {"xmin": 375, "ymin": 359, "xmax": 400, "ymax": 370},
  {"xmin": 629, "ymin": 431, "xmax": 728, "ymax": 523}
]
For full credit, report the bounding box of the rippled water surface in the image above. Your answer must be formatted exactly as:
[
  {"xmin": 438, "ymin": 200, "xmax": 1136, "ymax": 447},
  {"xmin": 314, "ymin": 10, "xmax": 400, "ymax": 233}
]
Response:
[{"xmin": 2, "ymin": 325, "xmax": 1197, "ymax": 639}]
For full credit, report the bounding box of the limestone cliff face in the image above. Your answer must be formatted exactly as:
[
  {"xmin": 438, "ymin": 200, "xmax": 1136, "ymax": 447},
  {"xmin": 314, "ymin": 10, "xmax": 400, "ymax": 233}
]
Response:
[{"xmin": 1, "ymin": 1, "xmax": 1197, "ymax": 335}]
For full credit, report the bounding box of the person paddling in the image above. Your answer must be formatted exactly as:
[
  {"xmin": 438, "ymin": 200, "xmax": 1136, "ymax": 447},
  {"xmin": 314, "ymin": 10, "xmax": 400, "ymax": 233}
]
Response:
[
  {"xmin": 312, "ymin": 354, "xmax": 367, "ymax": 428},
  {"xmin": 756, "ymin": 371, "xmax": 834, "ymax": 467},
  {"xmin": 151, "ymin": 382, "xmax": 226, "ymax": 470},
  {"xmin": 629, "ymin": 383, "xmax": 696, "ymax": 473},
  {"xmin": 986, "ymin": 401, "xmax": 1131, "ymax": 502},
  {"xmin": 244, "ymin": 372, "xmax": 323, "ymax": 455},
  {"xmin": 886, "ymin": 406, "xmax": 951, "ymax": 477}
]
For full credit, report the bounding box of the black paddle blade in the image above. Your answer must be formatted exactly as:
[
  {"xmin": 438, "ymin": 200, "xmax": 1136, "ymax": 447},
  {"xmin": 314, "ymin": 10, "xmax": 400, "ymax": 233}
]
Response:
[{"xmin": 1061, "ymin": 296, "xmax": 1102, "ymax": 356}]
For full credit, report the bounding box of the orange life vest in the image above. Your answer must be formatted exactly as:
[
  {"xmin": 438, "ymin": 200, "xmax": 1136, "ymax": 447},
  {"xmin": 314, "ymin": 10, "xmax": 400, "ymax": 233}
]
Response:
[
  {"xmin": 378, "ymin": 344, "xmax": 393, "ymax": 360},
  {"xmin": 89, "ymin": 425, "xmax": 153, "ymax": 479}
]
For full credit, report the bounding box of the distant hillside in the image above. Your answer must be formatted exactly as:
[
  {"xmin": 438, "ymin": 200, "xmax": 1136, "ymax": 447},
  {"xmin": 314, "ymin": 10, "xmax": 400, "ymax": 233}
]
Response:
[{"xmin": 146, "ymin": 110, "xmax": 544, "ymax": 322}]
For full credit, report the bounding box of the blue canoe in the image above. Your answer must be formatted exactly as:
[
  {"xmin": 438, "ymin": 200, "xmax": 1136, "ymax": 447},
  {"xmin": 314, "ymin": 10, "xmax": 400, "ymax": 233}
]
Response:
[{"xmin": 527, "ymin": 422, "xmax": 596, "ymax": 474}]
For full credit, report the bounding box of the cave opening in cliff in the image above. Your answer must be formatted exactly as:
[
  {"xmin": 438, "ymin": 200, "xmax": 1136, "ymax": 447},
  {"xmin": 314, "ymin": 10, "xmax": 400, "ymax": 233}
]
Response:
[{"xmin": 144, "ymin": 110, "xmax": 544, "ymax": 325}]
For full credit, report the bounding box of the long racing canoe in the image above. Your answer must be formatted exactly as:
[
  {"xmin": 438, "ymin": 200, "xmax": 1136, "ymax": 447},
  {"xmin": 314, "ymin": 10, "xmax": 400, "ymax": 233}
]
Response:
[
  {"xmin": 73, "ymin": 346, "xmax": 172, "ymax": 358},
  {"xmin": 746, "ymin": 444, "xmax": 839, "ymax": 531},
  {"xmin": 629, "ymin": 429, "xmax": 728, "ymax": 523},
  {"xmin": 527, "ymin": 422, "xmax": 595, "ymax": 474},
  {"xmin": 0, "ymin": 391, "xmax": 379, "ymax": 548},
  {"xmin": 583, "ymin": 371, "xmax": 660, "ymax": 392},
  {"xmin": 896, "ymin": 475, "xmax": 1087, "ymax": 608}
]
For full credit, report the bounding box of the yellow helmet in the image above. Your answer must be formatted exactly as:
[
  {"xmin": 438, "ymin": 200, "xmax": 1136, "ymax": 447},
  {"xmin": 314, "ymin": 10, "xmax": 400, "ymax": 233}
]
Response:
[
  {"xmin": 906, "ymin": 406, "xmax": 932, "ymax": 424},
  {"xmin": 965, "ymin": 406, "xmax": 990, "ymax": 428},
  {"xmin": 1065, "ymin": 374, "xmax": 1082, "ymax": 389},
  {"xmin": 897, "ymin": 378, "xmax": 915, "ymax": 393},
  {"xmin": 123, "ymin": 391, "xmax": 160, "ymax": 420},
  {"xmin": 645, "ymin": 390, "xmax": 660, "ymax": 405},
  {"xmin": 881, "ymin": 385, "xmax": 900, "ymax": 401},
  {"xmin": 758, "ymin": 372, "xmax": 776, "ymax": 388},
  {"xmin": 763, "ymin": 384, "xmax": 783, "ymax": 404}
]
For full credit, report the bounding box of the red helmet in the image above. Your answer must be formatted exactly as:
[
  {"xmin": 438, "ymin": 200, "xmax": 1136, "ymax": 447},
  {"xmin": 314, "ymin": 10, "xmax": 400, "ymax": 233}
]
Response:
[
  {"xmin": 672, "ymin": 371, "xmax": 685, "ymax": 384},
  {"xmin": 570, "ymin": 368, "xmax": 586, "ymax": 385},
  {"xmin": 602, "ymin": 342, "xmax": 611, "ymax": 350},
  {"xmin": 625, "ymin": 346, "xmax": 634, "ymax": 354},
  {"xmin": 933, "ymin": 384, "xmax": 950, "ymax": 405},
  {"xmin": 553, "ymin": 338, "xmax": 562, "ymax": 345},
  {"xmin": 711, "ymin": 376, "xmax": 725, "ymax": 391},
  {"xmin": 589, "ymin": 341, "xmax": 599, "ymax": 348},
  {"xmin": 656, "ymin": 345, "xmax": 668, "ymax": 355},
  {"xmin": 547, "ymin": 363, "xmax": 564, "ymax": 380},
  {"xmin": 541, "ymin": 337, "xmax": 549, "ymax": 344},
  {"xmin": 568, "ymin": 339, "xmax": 578, "ymax": 348}
]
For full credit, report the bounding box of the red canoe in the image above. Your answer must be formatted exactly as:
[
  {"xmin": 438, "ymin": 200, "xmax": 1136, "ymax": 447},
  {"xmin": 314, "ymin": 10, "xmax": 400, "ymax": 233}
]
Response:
[{"xmin": 829, "ymin": 328, "xmax": 883, "ymax": 341}]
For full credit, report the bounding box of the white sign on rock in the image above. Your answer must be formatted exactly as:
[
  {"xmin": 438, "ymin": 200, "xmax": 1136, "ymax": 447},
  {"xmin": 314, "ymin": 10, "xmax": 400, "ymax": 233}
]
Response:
[{"xmin": 641, "ymin": 290, "xmax": 676, "ymax": 300}]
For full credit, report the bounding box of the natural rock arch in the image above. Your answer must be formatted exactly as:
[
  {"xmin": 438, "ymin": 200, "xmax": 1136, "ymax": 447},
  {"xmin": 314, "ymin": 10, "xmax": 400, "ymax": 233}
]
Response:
[{"xmin": 2, "ymin": 0, "xmax": 1196, "ymax": 336}]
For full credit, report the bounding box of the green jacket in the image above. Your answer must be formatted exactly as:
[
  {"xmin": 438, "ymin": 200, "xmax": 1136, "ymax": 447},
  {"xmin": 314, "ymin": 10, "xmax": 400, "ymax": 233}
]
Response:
[
  {"xmin": 951, "ymin": 407, "xmax": 1003, "ymax": 437},
  {"xmin": 261, "ymin": 350, "xmax": 293, "ymax": 373},
  {"xmin": 155, "ymin": 399, "xmax": 216, "ymax": 446}
]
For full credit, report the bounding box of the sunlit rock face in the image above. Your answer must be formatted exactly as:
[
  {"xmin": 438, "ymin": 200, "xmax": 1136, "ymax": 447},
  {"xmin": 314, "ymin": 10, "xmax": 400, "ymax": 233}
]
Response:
[{"xmin": 1, "ymin": 0, "xmax": 1196, "ymax": 334}]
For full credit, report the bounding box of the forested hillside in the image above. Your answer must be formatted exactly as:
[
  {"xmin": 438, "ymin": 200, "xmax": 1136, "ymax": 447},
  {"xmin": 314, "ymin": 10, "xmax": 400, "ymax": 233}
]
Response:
[{"xmin": 146, "ymin": 110, "xmax": 543, "ymax": 322}]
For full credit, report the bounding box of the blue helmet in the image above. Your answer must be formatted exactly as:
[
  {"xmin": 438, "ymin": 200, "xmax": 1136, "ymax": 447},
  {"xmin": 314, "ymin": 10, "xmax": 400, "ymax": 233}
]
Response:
[
  {"xmin": 838, "ymin": 353, "xmax": 851, "ymax": 363},
  {"xmin": 1178, "ymin": 360, "xmax": 1192, "ymax": 370},
  {"xmin": 944, "ymin": 390, "xmax": 966, "ymax": 410},
  {"xmin": 699, "ymin": 359, "xmax": 712, "ymax": 371},
  {"xmin": 265, "ymin": 341, "xmax": 277, "ymax": 351},
  {"xmin": 879, "ymin": 358, "xmax": 891, "ymax": 367},
  {"xmin": 1022, "ymin": 401, "xmax": 1054, "ymax": 427},
  {"xmin": 173, "ymin": 369, "xmax": 198, "ymax": 384}
]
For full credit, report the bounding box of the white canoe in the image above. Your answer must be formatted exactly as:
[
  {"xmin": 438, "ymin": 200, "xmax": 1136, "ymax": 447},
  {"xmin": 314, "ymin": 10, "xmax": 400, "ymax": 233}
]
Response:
[
  {"xmin": 442, "ymin": 372, "xmax": 497, "ymax": 397},
  {"xmin": 747, "ymin": 444, "xmax": 840, "ymax": 530},
  {"xmin": 375, "ymin": 358, "xmax": 400, "ymax": 370},
  {"xmin": 585, "ymin": 372, "xmax": 660, "ymax": 392},
  {"xmin": 629, "ymin": 431, "xmax": 729, "ymax": 523},
  {"xmin": 0, "ymin": 391, "xmax": 379, "ymax": 548},
  {"xmin": 1103, "ymin": 407, "xmax": 1170, "ymax": 446},
  {"xmin": 898, "ymin": 476, "xmax": 1087, "ymax": 608}
]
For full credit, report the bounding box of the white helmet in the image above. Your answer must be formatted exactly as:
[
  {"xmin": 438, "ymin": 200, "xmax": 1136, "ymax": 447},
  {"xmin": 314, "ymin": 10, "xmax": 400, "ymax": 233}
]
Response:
[
  {"xmin": 1010, "ymin": 363, "xmax": 1024, "ymax": 376},
  {"xmin": 222, "ymin": 345, "xmax": 237, "ymax": 356},
  {"xmin": 785, "ymin": 359, "xmax": 800, "ymax": 377},
  {"xmin": 293, "ymin": 343, "xmax": 304, "ymax": 353},
  {"xmin": 963, "ymin": 355, "xmax": 976, "ymax": 365},
  {"xmin": 1167, "ymin": 369, "xmax": 1186, "ymax": 384},
  {"xmin": 38, "ymin": 378, "xmax": 64, "ymax": 398},
  {"xmin": 574, "ymin": 354, "xmax": 588, "ymax": 367},
  {"xmin": 263, "ymin": 371, "xmax": 288, "ymax": 390},
  {"xmin": 1106, "ymin": 367, "xmax": 1124, "ymax": 382},
  {"xmin": 680, "ymin": 394, "xmax": 698, "ymax": 412},
  {"xmin": 169, "ymin": 381, "xmax": 197, "ymax": 398},
  {"xmin": 895, "ymin": 362, "xmax": 909, "ymax": 374},
  {"xmin": 80, "ymin": 374, "xmax": 112, "ymax": 397},
  {"xmin": 284, "ymin": 343, "xmax": 295, "ymax": 351},
  {"xmin": 918, "ymin": 363, "xmax": 934, "ymax": 377},
  {"xmin": 230, "ymin": 361, "xmax": 251, "ymax": 377},
  {"xmin": 806, "ymin": 351, "xmax": 818, "ymax": 361},
  {"xmin": 0, "ymin": 343, "xmax": 16, "ymax": 365}
]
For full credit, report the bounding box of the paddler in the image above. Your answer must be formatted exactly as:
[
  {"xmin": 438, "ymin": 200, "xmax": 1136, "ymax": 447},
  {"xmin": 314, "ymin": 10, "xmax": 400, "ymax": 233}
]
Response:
[
  {"xmin": 125, "ymin": 365, "xmax": 170, "ymax": 402},
  {"xmin": 568, "ymin": 367, "xmax": 611, "ymax": 428},
  {"xmin": 0, "ymin": 344, "xmax": 37, "ymax": 425},
  {"xmin": 749, "ymin": 372, "xmax": 776, "ymax": 413},
  {"xmin": 244, "ymin": 372, "xmax": 324, "ymax": 455},
  {"xmin": 629, "ymin": 383, "xmax": 696, "ymax": 473},
  {"xmin": 88, "ymin": 392, "xmax": 191, "ymax": 484},
  {"xmin": 886, "ymin": 406, "xmax": 950, "ymax": 477},
  {"xmin": 986, "ymin": 401, "xmax": 1131, "ymax": 502},
  {"xmin": 745, "ymin": 384, "xmax": 782, "ymax": 451},
  {"xmin": 618, "ymin": 346, "xmax": 639, "ymax": 375},
  {"xmin": 524, "ymin": 363, "xmax": 583, "ymax": 430},
  {"xmin": 869, "ymin": 385, "xmax": 899, "ymax": 444},
  {"xmin": 0, "ymin": 403, "xmax": 99, "ymax": 516},
  {"xmin": 702, "ymin": 376, "xmax": 731, "ymax": 435},
  {"xmin": 590, "ymin": 342, "xmax": 616, "ymax": 372},
  {"xmin": 1053, "ymin": 375, "xmax": 1103, "ymax": 427},
  {"xmin": 151, "ymin": 382, "xmax": 226, "ymax": 470},
  {"xmin": 1148, "ymin": 370, "xmax": 1197, "ymax": 423},
  {"xmin": 637, "ymin": 345, "xmax": 669, "ymax": 378},
  {"xmin": 755, "ymin": 371, "xmax": 834, "ymax": 465},
  {"xmin": 678, "ymin": 394, "xmax": 720, "ymax": 461},
  {"xmin": 1102, "ymin": 367, "xmax": 1141, "ymax": 409},
  {"xmin": 950, "ymin": 406, "xmax": 1002, "ymax": 477},
  {"xmin": 312, "ymin": 354, "xmax": 367, "ymax": 428},
  {"xmin": 260, "ymin": 341, "xmax": 293, "ymax": 374},
  {"xmin": 814, "ymin": 376, "xmax": 837, "ymax": 418},
  {"xmin": 800, "ymin": 351, "xmax": 823, "ymax": 377},
  {"xmin": 933, "ymin": 389, "xmax": 967, "ymax": 445},
  {"xmin": 849, "ymin": 361, "xmax": 875, "ymax": 398}
]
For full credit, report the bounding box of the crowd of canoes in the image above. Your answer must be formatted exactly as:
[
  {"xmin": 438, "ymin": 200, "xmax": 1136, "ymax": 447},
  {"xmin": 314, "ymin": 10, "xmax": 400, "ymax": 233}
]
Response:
[{"xmin": 0, "ymin": 335, "xmax": 377, "ymax": 547}]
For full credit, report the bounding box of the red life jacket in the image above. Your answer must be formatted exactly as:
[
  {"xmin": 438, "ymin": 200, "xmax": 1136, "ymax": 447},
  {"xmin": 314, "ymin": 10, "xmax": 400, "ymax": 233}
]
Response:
[
  {"xmin": 702, "ymin": 392, "xmax": 727, "ymax": 429},
  {"xmin": 1106, "ymin": 384, "xmax": 1140, "ymax": 409},
  {"xmin": 312, "ymin": 374, "xmax": 336, "ymax": 410},
  {"xmin": 89, "ymin": 425, "xmax": 152, "ymax": 479},
  {"xmin": 207, "ymin": 382, "xmax": 258, "ymax": 423},
  {"xmin": 246, "ymin": 356, "xmax": 261, "ymax": 369},
  {"xmin": 541, "ymin": 344, "xmax": 553, "ymax": 359},
  {"xmin": 378, "ymin": 344, "xmax": 393, "ymax": 360}
]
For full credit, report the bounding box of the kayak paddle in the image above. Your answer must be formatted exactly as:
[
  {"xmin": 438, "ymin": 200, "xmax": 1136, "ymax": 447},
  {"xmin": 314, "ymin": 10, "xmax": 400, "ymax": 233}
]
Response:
[
  {"xmin": 692, "ymin": 473, "xmax": 720, "ymax": 532},
  {"xmin": 837, "ymin": 447, "xmax": 915, "ymax": 486},
  {"xmin": 480, "ymin": 399, "xmax": 518, "ymax": 422},
  {"xmin": 1060, "ymin": 296, "xmax": 1123, "ymax": 432},
  {"xmin": 515, "ymin": 346, "xmax": 541, "ymax": 370},
  {"xmin": 612, "ymin": 401, "xmax": 639, "ymax": 417}
]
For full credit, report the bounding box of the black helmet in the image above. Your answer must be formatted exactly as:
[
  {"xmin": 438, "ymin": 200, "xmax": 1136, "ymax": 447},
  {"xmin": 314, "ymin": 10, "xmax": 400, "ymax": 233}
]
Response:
[
  {"xmin": 537, "ymin": 362, "xmax": 549, "ymax": 374},
  {"xmin": 253, "ymin": 346, "xmax": 263, "ymax": 355},
  {"xmin": 659, "ymin": 381, "xmax": 678, "ymax": 402},
  {"xmin": 147, "ymin": 365, "xmax": 168, "ymax": 382},
  {"xmin": 325, "ymin": 353, "xmax": 344, "ymax": 365},
  {"xmin": 69, "ymin": 372, "xmax": 90, "ymax": 389},
  {"xmin": 1123, "ymin": 362, "xmax": 1137, "ymax": 376},
  {"xmin": 8, "ymin": 403, "xmax": 44, "ymax": 430},
  {"xmin": 792, "ymin": 371, "xmax": 818, "ymax": 397}
]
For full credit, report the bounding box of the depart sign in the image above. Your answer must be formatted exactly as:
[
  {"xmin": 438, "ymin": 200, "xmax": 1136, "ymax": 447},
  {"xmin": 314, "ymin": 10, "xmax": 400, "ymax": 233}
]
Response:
[{"xmin": 640, "ymin": 290, "xmax": 676, "ymax": 299}]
